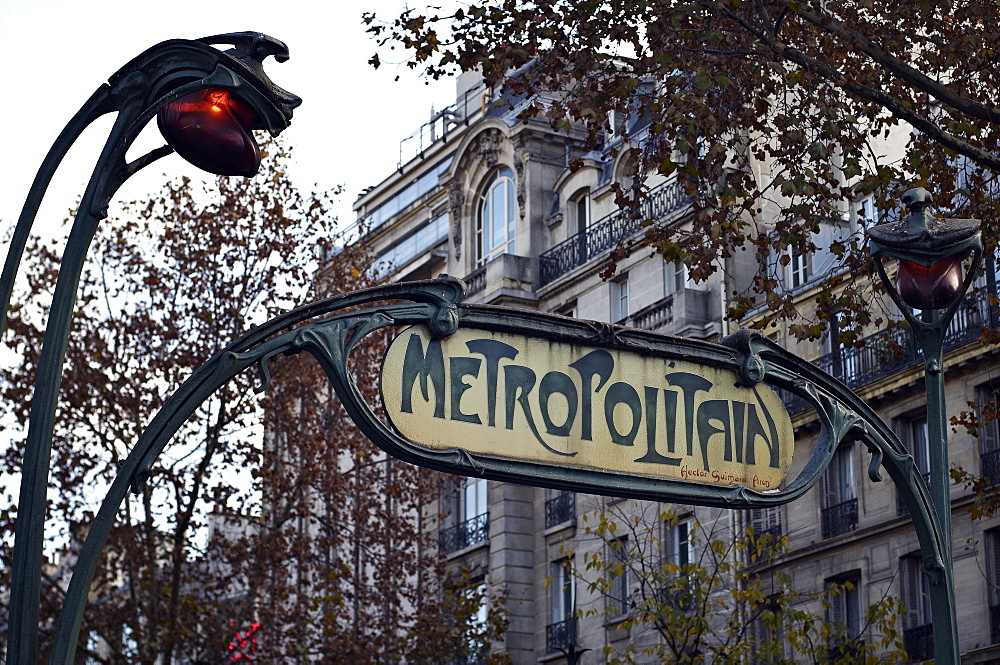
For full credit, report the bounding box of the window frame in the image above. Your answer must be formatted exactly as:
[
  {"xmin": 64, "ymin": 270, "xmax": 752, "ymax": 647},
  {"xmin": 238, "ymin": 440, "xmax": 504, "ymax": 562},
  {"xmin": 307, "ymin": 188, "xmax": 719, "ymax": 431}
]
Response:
[
  {"xmin": 823, "ymin": 444, "xmax": 856, "ymax": 508},
  {"xmin": 550, "ymin": 558, "xmax": 575, "ymax": 624},
  {"xmin": 825, "ymin": 572, "xmax": 863, "ymax": 639},
  {"xmin": 900, "ymin": 553, "xmax": 932, "ymax": 630},
  {"xmin": 476, "ymin": 166, "xmax": 517, "ymax": 265},
  {"xmin": 788, "ymin": 246, "xmax": 811, "ymax": 289},
  {"xmin": 607, "ymin": 537, "xmax": 630, "ymax": 619},
  {"xmin": 611, "ymin": 275, "xmax": 630, "ymax": 323}
]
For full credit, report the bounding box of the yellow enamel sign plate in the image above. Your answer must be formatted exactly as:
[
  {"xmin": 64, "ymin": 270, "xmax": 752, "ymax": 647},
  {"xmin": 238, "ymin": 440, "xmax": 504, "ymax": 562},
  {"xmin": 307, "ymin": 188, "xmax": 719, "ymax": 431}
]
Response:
[{"xmin": 382, "ymin": 325, "xmax": 793, "ymax": 490}]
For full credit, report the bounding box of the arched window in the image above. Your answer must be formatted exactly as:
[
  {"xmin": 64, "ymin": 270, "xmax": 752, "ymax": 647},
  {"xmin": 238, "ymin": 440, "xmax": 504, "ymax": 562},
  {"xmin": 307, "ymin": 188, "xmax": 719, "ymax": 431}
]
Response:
[
  {"xmin": 476, "ymin": 167, "xmax": 516, "ymax": 264},
  {"xmin": 616, "ymin": 152, "xmax": 638, "ymax": 192}
]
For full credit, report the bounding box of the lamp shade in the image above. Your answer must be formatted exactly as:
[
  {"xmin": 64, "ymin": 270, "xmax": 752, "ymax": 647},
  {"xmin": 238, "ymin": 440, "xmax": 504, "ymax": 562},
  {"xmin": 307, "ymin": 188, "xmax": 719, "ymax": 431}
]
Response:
[
  {"xmin": 157, "ymin": 88, "xmax": 261, "ymax": 177},
  {"xmin": 896, "ymin": 254, "xmax": 965, "ymax": 311}
]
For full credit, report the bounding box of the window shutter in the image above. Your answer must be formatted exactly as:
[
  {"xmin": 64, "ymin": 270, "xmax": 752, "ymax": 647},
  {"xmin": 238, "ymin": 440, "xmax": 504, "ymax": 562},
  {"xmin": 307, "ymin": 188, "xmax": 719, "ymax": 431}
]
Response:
[
  {"xmin": 840, "ymin": 446, "xmax": 856, "ymax": 501},
  {"xmin": 749, "ymin": 508, "xmax": 765, "ymax": 534},
  {"xmin": 749, "ymin": 507, "xmax": 781, "ymax": 535},
  {"xmin": 988, "ymin": 530, "xmax": 1000, "ymax": 606},
  {"xmin": 822, "ymin": 462, "xmax": 838, "ymax": 509},
  {"xmin": 979, "ymin": 388, "xmax": 1000, "ymax": 453},
  {"xmin": 827, "ymin": 582, "xmax": 845, "ymax": 625},
  {"xmin": 900, "ymin": 557, "xmax": 920, "ymax": 629},
  {"xmin": 896, "ymin": 417, "xmax": 912, "ymax": 455},
  {"xmin": 764, "ymin": 506, "xmax": 781, "ymax": 533}
]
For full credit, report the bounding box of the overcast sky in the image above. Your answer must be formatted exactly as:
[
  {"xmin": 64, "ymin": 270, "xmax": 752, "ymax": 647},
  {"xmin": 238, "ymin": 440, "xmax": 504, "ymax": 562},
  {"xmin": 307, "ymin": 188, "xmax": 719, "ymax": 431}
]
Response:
[{"xmin": 0, "ymin": 0, "xmax": 453, "ymax": 242}]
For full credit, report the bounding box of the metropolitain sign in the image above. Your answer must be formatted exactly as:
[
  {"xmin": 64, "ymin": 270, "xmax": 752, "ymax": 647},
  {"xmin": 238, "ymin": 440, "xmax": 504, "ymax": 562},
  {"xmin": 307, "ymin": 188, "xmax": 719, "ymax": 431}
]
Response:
[{"xmin": 382, "ymin": 325, "xmax": 794, "ymax": 491}]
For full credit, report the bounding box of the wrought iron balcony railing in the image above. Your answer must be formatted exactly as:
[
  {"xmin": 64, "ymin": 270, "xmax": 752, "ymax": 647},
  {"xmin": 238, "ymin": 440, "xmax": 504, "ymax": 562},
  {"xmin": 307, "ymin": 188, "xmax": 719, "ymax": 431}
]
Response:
[
  {"xmin": 821, "ymin": 498, "xmax": 858, "ymax": 539},
  {"xmin": 538, "ymin": 179, "xmax": 692, "ymax": 286},
  {"xmin": 438, "ymin": 512, "xmax": 490, "ymax": 555},
  {"xmin": 545, "ymin": 492, "xmax": 575, "ymax": 528},
  {"xmin": 903, "ymin": 623, "xmax": 934, "ymax": 662},
  {"xmin": 546, "ymin": 618, "xmax": 577, "ymax": 654},
  {"xmin": 782, "ymin": 289, "xmax": 998, "ymax": 415}
]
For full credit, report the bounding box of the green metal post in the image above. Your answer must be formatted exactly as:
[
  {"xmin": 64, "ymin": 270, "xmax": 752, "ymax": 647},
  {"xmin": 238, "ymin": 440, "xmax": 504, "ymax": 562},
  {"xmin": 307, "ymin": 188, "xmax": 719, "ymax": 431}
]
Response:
[
  {"xmin": 868, "ymin": 188, "xmax": 982, "ymax": 665},
  {"xmin": 920, "ymin": 311, "xmax": 960, "ymax": 665},
  {"xmin": 1, "ymin": 34, "xmax": 298, "ymax": 664}
]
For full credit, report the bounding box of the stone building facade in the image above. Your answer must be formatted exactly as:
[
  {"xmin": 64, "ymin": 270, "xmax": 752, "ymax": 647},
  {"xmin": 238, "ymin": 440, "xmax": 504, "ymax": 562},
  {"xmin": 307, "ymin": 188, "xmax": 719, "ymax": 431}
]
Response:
[{"xmin": 350, "ymin": 69, "xmax": 1000, "ymax": 663}]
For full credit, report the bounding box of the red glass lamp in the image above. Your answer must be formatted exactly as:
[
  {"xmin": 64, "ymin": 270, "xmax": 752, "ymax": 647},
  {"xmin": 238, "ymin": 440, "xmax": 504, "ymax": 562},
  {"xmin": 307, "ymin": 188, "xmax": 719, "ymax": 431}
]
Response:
[
  {"xmin": 868, "ymin": 188, "xmax": 981, "ymax": 313},
  {"xmin": 896, "ymin": 255, "xmax": 965, "ymax": 311},
  {"xmin": 157, "ymin": 88, "xmax": 262, "ymax": 177}
]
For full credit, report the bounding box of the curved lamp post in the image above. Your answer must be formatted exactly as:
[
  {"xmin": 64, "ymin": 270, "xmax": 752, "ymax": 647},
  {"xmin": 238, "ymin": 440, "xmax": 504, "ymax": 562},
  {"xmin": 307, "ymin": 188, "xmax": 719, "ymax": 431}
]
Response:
[
  {"xmin": 0, "ymin": 33, "xmax": 299, "ymax": 665},
  {"xmin": 868, "ymin": 187, "xmax": 982, "ymax": 665}
]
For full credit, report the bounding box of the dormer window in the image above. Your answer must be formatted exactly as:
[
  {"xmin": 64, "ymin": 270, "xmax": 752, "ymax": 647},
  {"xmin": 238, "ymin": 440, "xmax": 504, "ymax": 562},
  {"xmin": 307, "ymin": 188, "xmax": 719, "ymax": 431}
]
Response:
[{"xmin": 476, "ymin": 166, "xmax": 516, "ymax": 265}]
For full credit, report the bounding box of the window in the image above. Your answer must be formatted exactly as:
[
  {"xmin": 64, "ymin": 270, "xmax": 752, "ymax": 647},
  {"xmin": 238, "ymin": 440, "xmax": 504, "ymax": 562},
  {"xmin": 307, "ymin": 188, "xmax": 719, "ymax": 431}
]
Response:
[
  {"xmin": 547, "ymin": 559, "xmax": 576, "ymax": 653},
  {"xmin": 897, "ymin": 416, "xmax": 931, "ymax": 515},
  {"xmin": 748, "ymin": 506, "xmax": 782, "ymax": 540},
  {"xmin": 608, "ymin": 537, "xmax": 630, "ymax": 618},
  {"xmin": 612, "ymin": 276, "xmax": 630, "ymax": 323},
  {"xmin": 374, "ymin": 211, "xmax": 449, "ymax": 275},
  {"xmin": 571, "ymin": 191, "xmax": 591, "ymax": 265},
  {"xmin": 476, "ymin": 167, "xmax": 516, "ymax": 265},
  {"xmin": 662, "ymin": 519, "xmax": 694, "ymax": 610},
  {"xmin": 550, "ymin": 559, "xmax": 575, "ymax": 623},
  {"xmin": 364, "ymin": 156, "xmax": 453, "ymax": 229},
  {"xmin": 788, "ymin": 247, "xmax": 811, "ymax": 289},
  {"xmin": 572, "ymin": 191, "xmax": 591, "ymax": 235},
  {"xmin": 663, "ymin": 519, "xmax": 693, "ymax": 570},
  {"xmin": 977, "ymin": 386, "xmax": 1000, "ymax": 483},
  {"xmin": 545, "ymin": 489, "xmax": 575, "ymax": 528},
  {"xmin": 439, "ymin": 478, "xmax": 489, "ymax": 554},
  {"xmin": 826, "ymin": 573, "xmax": 862, "ymax": 637},
  {"xmin": 821, "ymin": 311, "xmax": 859, "ymax": 383},
  {"xmin": 821, "ymin": 445, "xmax": 858, "ymax": 538},
  {"xmin": 856, "ymin": 195, "xmax": 879, "ymax": 228},
  {"xmin": 459, "ymin": 582, "xmax": 490, "ymax": 664},
  {"xmin": 555, "ymin": 302, "xmax": 578, "ymax": 319},
  {"xmin": 460, "ymin": 477, "xmax": 489, "ymax": 523},
  {"xmin": 988, "ymin": 530, "xmax": 1000, "ymax": 644},
  {"xmin": 751, "ymin": 595, "xmax": 784, "ymax": 656},
  {"xmin": 664, "ymin": 261, "xmax": 693, "ymax": 296},
  {"xmin": 900, "ymin": 554, "xmax": 934, "ymax": 661}
]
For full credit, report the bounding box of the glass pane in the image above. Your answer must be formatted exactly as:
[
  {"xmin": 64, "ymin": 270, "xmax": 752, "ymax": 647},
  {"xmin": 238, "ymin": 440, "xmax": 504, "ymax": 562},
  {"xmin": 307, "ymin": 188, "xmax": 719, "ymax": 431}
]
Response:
[
  {"xmin": 507, "ymin": 179, "xmax": 516, "ymax": 240},
  {"xmin": 464, "ymin": 479, "xmax": 485, "ymax": 520},
  {"xmin": 492, "ymin": 182, "xmax": 506, "ymax": 250},
  {"xmin": 912, "ymin": 419, "xmax": 930, "ymax": 473}
]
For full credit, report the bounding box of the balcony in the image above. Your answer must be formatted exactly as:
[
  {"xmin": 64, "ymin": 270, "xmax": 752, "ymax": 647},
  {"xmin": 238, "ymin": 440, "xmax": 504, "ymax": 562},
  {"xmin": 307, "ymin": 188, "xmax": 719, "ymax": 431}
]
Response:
[
  {"xmin": 538, "ymin": 179, "xmax": 692, "ymax": 286},
  {"xmin": 821, "ymin": 498, "xmax": 858, "ymax": 539},
  {"xmin": 545, "ymin": 618, "xmax": 577, "ymax": 654},
  {"xmin": 462, "ymin": 254, "xmax": 535, "ymax": 306},
  {"xmin": 439, "ymin": 513, "xmax": 489, "ymax": 555},
  {"xmin": 782, "ymin": 289, "xmax": 998, "ymax": 414},
  {"xmin": 627, "ymin": 288, "xmax": 717, "ymax": 338},
  {"xmin": 903, "ymin": 623, "xmax": 934, "ymax": 662},
  {"xmin": 545, "ymin": 492, "xmax": 575, "ymax": 529}
]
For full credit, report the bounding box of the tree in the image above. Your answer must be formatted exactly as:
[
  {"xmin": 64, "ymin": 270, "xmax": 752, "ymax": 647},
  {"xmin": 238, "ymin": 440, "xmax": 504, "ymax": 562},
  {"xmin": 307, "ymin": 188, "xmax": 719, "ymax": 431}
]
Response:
[
  {"xmin": 558, "ymin": 502, "xmax": 906, "ymax": 664},
  {"xmin": 0, "ymin": 143, "xmax": 500, "ymax": 663},
  {"xmin": 365, "ymin": 0, "xmax": 1000, "ymax": 337}
]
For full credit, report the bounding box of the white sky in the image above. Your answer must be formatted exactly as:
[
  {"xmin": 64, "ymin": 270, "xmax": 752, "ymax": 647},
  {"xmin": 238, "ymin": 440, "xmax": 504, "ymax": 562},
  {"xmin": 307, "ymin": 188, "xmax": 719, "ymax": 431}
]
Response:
[{"xmin": 0, "ymin": 0, "xmax": 454, "ymax": 242}]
